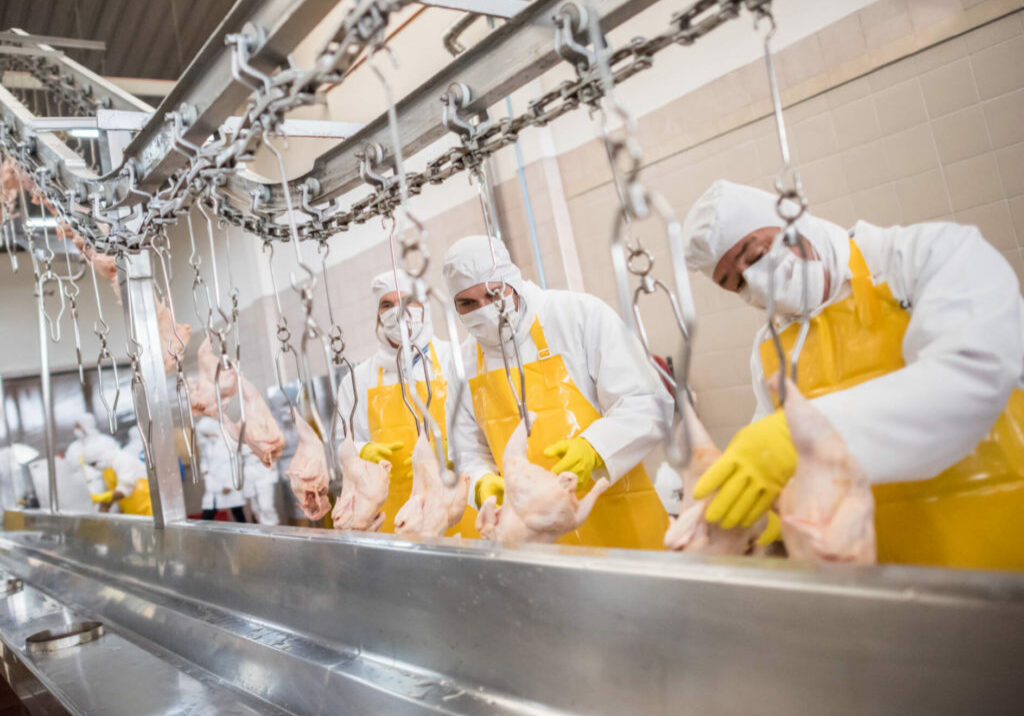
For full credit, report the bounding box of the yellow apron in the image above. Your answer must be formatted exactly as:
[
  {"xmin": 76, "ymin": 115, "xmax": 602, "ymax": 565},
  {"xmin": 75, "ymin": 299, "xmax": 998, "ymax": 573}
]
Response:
[
  {"xmin": 761, "ymin": 240, "xmax": 1024, "ymax": 570},
  {"xmin": 469, "ymin": 318, "xmax": 668, "ymax": 549},
  {"xmin": 91, "ymin": 466, "xmax": 153, "ymax": 516},
  {"xmin": 367, "ymin": 342, "xmax": 478, "ymax": 537}
]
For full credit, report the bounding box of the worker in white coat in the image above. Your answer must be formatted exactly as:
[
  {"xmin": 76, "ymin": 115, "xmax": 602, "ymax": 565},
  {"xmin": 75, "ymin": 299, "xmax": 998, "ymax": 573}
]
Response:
[
  {"xmin": 443, "ymin": 235, "xmax": 671, "ymax": 549},
  {"xmin": 681, "ymin": 179, "xmax": 1024, "ymax": 569},
  {"xmin": 196, "ymin": 417, "xmax": 247, "ymax": 522},
  {"xmin": 336, "ymin": 269, "xmax": 476, "ymax": 535},
  {"xmin": 80, "ymin": 430, "xmax": 152, "ymax": 516},
  {"xmin": 243, "ymin": 449, "xmax": 280, "ymax": 525}
]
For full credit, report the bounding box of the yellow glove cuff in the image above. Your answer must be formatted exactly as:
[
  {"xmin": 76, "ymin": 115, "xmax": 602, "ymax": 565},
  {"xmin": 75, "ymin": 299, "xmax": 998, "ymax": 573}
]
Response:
[{"xmin": 475, "ymin": 473, "xmax": 504, "ymax": 508}]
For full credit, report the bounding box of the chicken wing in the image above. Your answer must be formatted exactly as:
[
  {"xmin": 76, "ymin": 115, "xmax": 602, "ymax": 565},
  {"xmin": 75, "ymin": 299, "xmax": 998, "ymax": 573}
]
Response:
[{"xmin": 332, "ymin": 434, "xmax": 390, "ymax": 532}]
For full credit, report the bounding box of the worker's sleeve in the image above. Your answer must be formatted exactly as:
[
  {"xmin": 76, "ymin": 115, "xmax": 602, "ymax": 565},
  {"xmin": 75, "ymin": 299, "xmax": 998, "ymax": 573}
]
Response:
[
  {"xmin": 337, "ymin": 361, "xmax": 371, "ymax": 453},
  {"xmin": 814, "ymin": 225, "xmax": 1024, "ymax": 484},
  {"xmin": 578, "ymin": 298, "xmax": 675, "ymax": 481},
  {"xmin": 444, "ymin": 345, "xmax": 498, "ymax": 504}
]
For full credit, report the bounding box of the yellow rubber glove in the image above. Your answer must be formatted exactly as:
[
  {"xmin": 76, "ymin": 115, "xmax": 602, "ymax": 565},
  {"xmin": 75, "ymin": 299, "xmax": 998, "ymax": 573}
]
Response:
[
  {"xmin": 756, "ymin": 511, "xmax": 782, "ymax": 546},
  {"xmin": 475, "ymin": 473, "xmax": 504, "ymax": 508},
  {"xmin": 692, "ymin": 411, "xmax": 797, "ymax": 529},
  {"xmin": 543, "ymin": 437, "xmax": 604, "ymax": 486},
  {"xmin": 360, "ymin": 441, "xmax": 404, "ymax": 464}
]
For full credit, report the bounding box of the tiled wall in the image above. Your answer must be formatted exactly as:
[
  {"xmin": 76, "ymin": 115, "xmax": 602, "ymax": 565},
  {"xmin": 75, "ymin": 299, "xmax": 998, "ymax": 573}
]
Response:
[{"xmin": 238, "ymin": 2, "xmax": 1024, "ymax": 452}]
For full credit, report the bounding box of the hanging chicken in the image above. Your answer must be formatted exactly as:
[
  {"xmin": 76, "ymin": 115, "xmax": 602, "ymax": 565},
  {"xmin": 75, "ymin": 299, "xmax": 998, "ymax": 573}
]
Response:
[
  {"xmin": 393, "ymin": 433, "xmax": 469, "ymax": 537},
  {"xmin": 776, "ymin": 377, "xmax": 877, "ymax": 565},
  {"xmin": 476, "ymin": 413, "xmax": 610, "ymax": 545},
  {"xmin": 224, "ymin": 376, "xmax": 286, "ymax": 468},
  {"xmin": 664, "ymin": 402, "xmax": 770, "ymax": 555},
  {"xmin": 68, "ymin": 229, "xmax": 121, "ymax": 302},
  {"xmin": 286, "ymin": 408, "xmax": 331, "ymax": 522},
  {"xmin": 331, "ymin": 434, "xmax": 391, "ymax": 532},
  {"xmin": 188, "ymin": 334, "xmax": 238, "ymax": 417},
  {"xmin": 155, "ymin": 295, "xmax": 191, "ymax": 374}
]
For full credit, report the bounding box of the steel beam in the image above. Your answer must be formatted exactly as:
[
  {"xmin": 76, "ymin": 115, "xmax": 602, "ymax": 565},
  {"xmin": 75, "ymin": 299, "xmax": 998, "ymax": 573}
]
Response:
[
  {"xmin": 225, "ymin": 0, "xmax": 662, "ymax": 211},
  {"xmin": 0, "ymin": 31, "xmax": 106, "ymax": 52},
  {"xmin": 416, "ymin": 0, "xmax": 529, "ymax": 18}
]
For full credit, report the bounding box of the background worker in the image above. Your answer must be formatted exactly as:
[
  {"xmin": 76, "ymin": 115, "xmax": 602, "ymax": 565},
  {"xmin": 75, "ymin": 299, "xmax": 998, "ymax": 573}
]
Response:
[{"xmin": 443, "ymin": 235, "xmax": 672, "ymax": 549}]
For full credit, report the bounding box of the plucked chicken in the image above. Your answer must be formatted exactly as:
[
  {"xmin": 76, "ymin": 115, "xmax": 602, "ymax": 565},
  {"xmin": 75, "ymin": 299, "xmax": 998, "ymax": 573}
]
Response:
[
  {"xmin": 664, "ymin": 403, "xmax": 769, "ymax": 555},
  {"xmin": 224, "ymin": 375, "xmax": 285, "ymax": 468},
  {"xmin": 69, "ymin": 230, "xmax": 121, "ymax": 302},
  {"xmin": 286, "ymin": 408, "xmax": 331, "ymax": 521},
  {"xmin": 332, "ymin": 435, "xmax": 391, "ymax": 532},
  {"xmin": 393, "ymin": 433, "xmax": 469, "ymax": 537},
  {"xmin": 476, "ymin": 414, "xmax": 610, "ymax": 544},
  {"xmin": 777, "ymin": 377, "xmax": 876, "ymax": 565},
  {"xmin": 188, "ymin": 335, "xmax": 238, "ymax": 417}
]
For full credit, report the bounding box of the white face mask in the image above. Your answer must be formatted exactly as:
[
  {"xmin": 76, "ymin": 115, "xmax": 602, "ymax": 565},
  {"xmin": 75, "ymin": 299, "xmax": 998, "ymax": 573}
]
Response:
[
  {"xmin": 378, "ymin": 305, "xmax": 425, "ymax": 347},
  {"xmin": 740, "ymin": 249, "xmax": 826, "ymax": 317},
  {"xmin": 461, "ymin": 301, "xmax": 518, "ymax": 350}
]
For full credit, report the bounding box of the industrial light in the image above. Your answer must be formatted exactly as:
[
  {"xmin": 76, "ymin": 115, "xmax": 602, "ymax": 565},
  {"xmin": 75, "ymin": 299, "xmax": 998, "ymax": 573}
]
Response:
[
  {"xmin": 24, "ymin": 217, "xmax": 59, "ymax": 229},
  {"xmin": 69, "ymin": 128, "xmax": 99, "ymax": 139}
]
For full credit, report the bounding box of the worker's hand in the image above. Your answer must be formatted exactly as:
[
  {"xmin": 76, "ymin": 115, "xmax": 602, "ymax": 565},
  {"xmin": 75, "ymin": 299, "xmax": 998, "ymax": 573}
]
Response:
[
  {"xmin": 693, "ymin": 411, "xmax": 796, "ymax": 529},
  {"xmin": 756, "ymin": 511, "xmax": 782, "ymax": 546},
  {"xmin": 475, "ymin": 473, "xmax": 504, "ymax": 508},
  {"xmin": 360, "ymin": 441, "xmax": 403, "ymax": 464},
  {"xmin": 543, "ymin": 437, "xmax": 604, "ymax": 486}
]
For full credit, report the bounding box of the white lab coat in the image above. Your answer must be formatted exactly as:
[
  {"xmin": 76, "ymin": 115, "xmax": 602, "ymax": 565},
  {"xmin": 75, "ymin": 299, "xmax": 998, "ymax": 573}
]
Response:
[
  {"xmin": 336, "ymin": 338, "xmax": 453, "ymax": 453},
  {"xmin": 199, "ymin": 438, "xmax": 246, "ymax": 510},
  {"xmin": 448, "ymin": 281, "xmax": 673, "ymax": 497},
  {"xmin": 750, "ymin": 220, "xmax": 1024, "ymax": 484},
  {"xmin": 242, "ymin": 450, "xmax": 280, "ymax": 525}
]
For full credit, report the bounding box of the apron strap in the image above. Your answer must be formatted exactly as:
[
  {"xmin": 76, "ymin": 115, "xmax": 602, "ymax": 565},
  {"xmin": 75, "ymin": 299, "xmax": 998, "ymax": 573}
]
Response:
[
  {"xmin": 849, "ymin": 239, "xmax": 881, "ymax": 326},
  {"xmin": 376, "ymin": 365, "xmax": 384, "ymax": 389},
  {"xmin": 428, "ymin": 341, "xmax": 441, "ymax": 375},
  {"xmin": 477, "ymin": 344, "xmax": 484, "ymax": 373},
  {"xmin": 530, "ymin": 318, "xmax": 551, "ymax": 359}
]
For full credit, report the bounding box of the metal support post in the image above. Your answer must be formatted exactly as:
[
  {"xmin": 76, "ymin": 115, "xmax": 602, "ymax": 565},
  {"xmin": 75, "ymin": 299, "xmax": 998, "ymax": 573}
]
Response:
[
  {"xmin": 119, "ymin": 253, "xmax": 186, "ymax": 527},
  {"xmin": 35, "ymin": 281, "xmax": 58, "ymax": 513}
]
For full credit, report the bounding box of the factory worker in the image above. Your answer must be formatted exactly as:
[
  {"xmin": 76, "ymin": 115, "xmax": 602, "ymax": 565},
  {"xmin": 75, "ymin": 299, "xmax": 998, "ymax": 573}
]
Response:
[
  {"xmin": 336, "ymin": 269, "xmax": 477, "ymax": 535},
  {"xmin": 682, "ymin": 179, "xmax": 1024, "ymax": 569},
  {"xmin": 81, "ymin": 430, "xmax": 152, "ymax": 516},
  {"xmin": 64, "ymin": 414, "xmax": 111, "ymax": 497},
  {"xmin": 196, "ymin": 417, "xmax": 248, "ymax": 522},
  {"xmin": 443, "ymin": 235, "xmax": 671, "ymax": 549},
  {"xmin": 243, "ymin": 449, "xmax": 280, "ymax": 525}
]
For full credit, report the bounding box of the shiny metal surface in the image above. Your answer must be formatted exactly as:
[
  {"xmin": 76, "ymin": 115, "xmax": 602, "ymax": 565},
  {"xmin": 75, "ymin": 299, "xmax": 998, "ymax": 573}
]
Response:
[
  {"xmin": 35, "ymin": 276, "xmax": 58, "ymax": 514},
  {"xmin": 25, "ymin": 621, "xmax": 104, "ymax": 655},
  {"xmin": 0, "ymin": 561, "xmax": 279, "ymax": 714},
  {"xmin": 2, "ymin": 510, "xmax": 1024, "ymax": 715}
]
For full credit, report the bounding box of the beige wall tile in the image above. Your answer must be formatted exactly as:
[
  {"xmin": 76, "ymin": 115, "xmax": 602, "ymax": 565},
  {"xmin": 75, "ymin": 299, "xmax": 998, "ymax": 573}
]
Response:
[
  {"xmin": 896, "ymin": 167, "xmax": 953, "ymax": 221},
  {"xmin": 842, "ymin": 139, "xmax": 891, "ymax": 192},
  {"xmin": 883, "ymin": 123, "xmax": 939, "ymax": 179},
  {"xmin": 982, "ymin": 88, "xmax": 1024, "ymax": 147},
  {"xmin": 818, "ymin": 12, "xmax": 868, "ymax": 69},
  {"xmin": 800, "ymin": 153, "xmax": 850, "ymax": 204},
  {"xmin": 874, "ymin": 77, "xmax": 929, "ymax": 133},
  {"xmin": 695, "ymin": 385, "xmax": 759, "ymax": 432},
  {"xmin": 995, "ymin": 141, "xmax": 1024, "ymax": 197},
  {"xmin": 1010, "ymin": 195, "xmax": 1024, "ymax": 244},
  {"xmin": 832, "ymin": 96, "xmax": 881, "ymax": 149},
  {"xmin": 867, "ymin": 53, "xmax": 921, "ymax": 92},
  {"xmin": 955, "ymin": 200, "xmax": 1018, "ymax": 249},
  {"xmin": 964, "ymin": 12, "xmax": 1023, "ymax": 52},
  {"xmin": 920, "ymin": 57, "xmax": 980, "ymax": 117},
  {"xmin": 908, "ymin": 0, "xmax": 967, "ymax": 33},
  {"xmin": 814, "ymin": 195, "xmax": 859, "ymax": 228},
  {"xmin": 914, "ymin": 34, "xmax": 968, "ymax": 73},
  {"xmin": 931, "ymin": 105, "xmax": 993, "ymax": 163},
  {"xmin": 690, "ymin": 349, "xmax": 754, "ymax": 392},
  {"xmin": 827, "ymin": 75, "xmax": 874, "ymax": 109},
  {"xmin": 943, "ymin": 153, "xmax": 1005, "ymax": 211},
  {"xmin": 853, "ymin": 183, "xmax": 904, "ymax": 226},
  {"xmin": 860, "ymin": 0, "xmax": 914, "ymax": 50},
  {"xmin": 791, "ymin": 112, "xmax": 838, "ymax": 163},
  {"xmin": 778, "ymin": 34, "xmax": 827, "ymax": 89},
  {"xmin": 971, "ymin": 34, "xmax": 1024, "ymax": 100}
]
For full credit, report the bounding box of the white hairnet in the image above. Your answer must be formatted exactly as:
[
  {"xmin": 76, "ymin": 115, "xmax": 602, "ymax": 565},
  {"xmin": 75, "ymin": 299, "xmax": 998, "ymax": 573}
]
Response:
[
  {"xmin": 370, "ymin": 269, "xmax": 415, "ymax": 304},
  {"xmin": 442, "ymin": 235, "xmax": 524, "ymax": 297},
  {"xmin": 681, "ymin": 180, "xmax": 848, "ymax": 279}
]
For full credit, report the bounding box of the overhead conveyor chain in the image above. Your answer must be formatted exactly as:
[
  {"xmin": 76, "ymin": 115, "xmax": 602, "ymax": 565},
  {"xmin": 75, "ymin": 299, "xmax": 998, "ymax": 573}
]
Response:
[{"xmin": 0, "ymin": 0, "xmax": 768, "ymax": 255}]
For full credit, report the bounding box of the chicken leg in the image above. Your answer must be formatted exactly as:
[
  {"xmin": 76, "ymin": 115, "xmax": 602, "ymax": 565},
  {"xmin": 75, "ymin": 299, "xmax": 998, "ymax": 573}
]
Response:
[
  {"xmin": 394, "ymin": 433, "xmax": 469, "ymax": 537},
  {"xmin": 332, "ymin": 434, "xmax": 391, "ymax": 532},
  {"xmin": 286, "ymin": 408, "xmax": 331, "ymax": 521}
]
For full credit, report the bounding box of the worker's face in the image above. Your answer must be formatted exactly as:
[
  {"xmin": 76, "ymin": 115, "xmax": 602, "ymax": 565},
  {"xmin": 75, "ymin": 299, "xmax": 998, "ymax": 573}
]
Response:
[
  {"xmin": 377, "ymin": 291, "xmax": 423, "ymax": 317},
  {"xmin": 453, "ymin": 282, "xmax": 519, "ymax": 315},
  {"xmin": 712, "ymin": 226, "xmax": 823, "ymax": 294}
]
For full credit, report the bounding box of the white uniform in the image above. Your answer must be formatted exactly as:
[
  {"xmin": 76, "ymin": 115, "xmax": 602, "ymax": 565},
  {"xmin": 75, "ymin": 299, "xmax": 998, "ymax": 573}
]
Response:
[
  {"xmin": 448, "ymin": 279, "xmax": 673, "ymax": 496},
  {"xmin": 199, "ymin": 436, "xmax": 246, "ymax": 511},
  {"xmin": 336, "ymin": 337, "xmax": 453, "ymax": 453},
  {"xmin": 243, "ymin": 450, "xmax": 280, "ymax": 525},
  {"xmin": 749, "ymin": 219, "xmax": 1024, "ymax": 485}
]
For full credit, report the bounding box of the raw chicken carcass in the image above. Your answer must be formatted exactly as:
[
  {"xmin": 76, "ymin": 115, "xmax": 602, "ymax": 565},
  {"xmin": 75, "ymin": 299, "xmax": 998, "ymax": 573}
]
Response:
[
  {"xmin": 476, "ymin": 414, "xmax": 610, "ymax": 544},
  {"xmin": 332, "ymin": 435, "xmax": 391, "ymax": 532},
  {"xmin": 225, "ymin": 376, "xmax": 285, "ymax": 468},
  {"xmin": 155, "ymin": 296, "xmax": 192, "ymax": 374},
  {"xmin": 664, "ymin": 403, "xmax": 769, "ymax": 556},
  {"xmin": 69, "ymin": 230, "xmax": 121, "ymax": 303},
  {"xmin": 188, "ymin": 335, "xmax": 238, "ymax": 417},
  {"xmin": 776, "ymin": 377, "xmax": 876, "ymax": 565},
  {"xmin": 393, "ymin": 433, "xmax": 469, "ymax": 537},
  {"xmin": 286, "ymin": 408, "xmax": 331, "ymax": 521}
]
